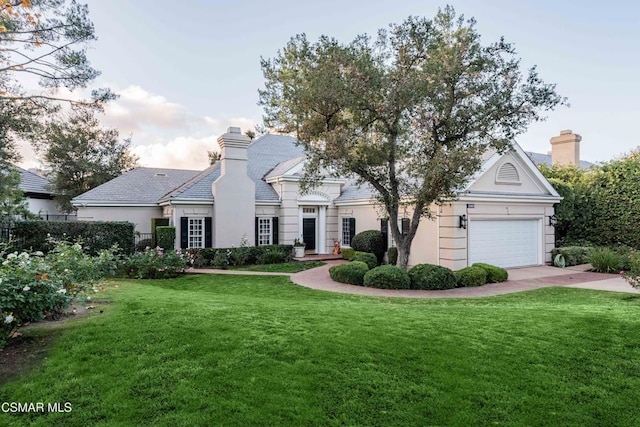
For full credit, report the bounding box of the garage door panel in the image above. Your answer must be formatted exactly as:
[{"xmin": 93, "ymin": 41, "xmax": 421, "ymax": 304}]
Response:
[{"xmin": 469, "ymin": 220, "xmax": 539, "ymax": 268}]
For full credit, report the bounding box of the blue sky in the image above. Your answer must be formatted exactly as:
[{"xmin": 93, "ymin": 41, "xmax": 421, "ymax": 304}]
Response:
[{"xmin": 20, "ymin": 0, "xmax": 640, "ymax": 169}]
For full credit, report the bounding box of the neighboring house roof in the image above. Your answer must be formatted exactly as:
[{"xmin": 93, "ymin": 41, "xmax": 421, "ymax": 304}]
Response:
[
  {"xmin": 15, "ymin": 166, "xmax": 53, "ymax": 196},
  {"xmin": 72, "ymin": 167, "xmax": 200, "ymax": 204},
  {"xmin": 264, "ymin": 156, "xmax": 305, "ymax": 180},
  {"xmin": 161, "ymin": 134, "xmax": 305, "ymax": 203},
  {"xmin": 525, "ymin": 151, "xmax": 594, "ymax": 169}
]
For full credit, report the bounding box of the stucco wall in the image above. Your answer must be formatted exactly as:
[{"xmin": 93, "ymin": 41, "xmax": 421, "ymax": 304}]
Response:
[
  {"xmin": 471, "ymin": 152, "xmax": 547, "ymax": 194},
  {"xmin": 26, "ymin": 197, "xmax": 61, "ymax": 216},
  {"xmin": 76, "ymin": 206, "xmax": 162, "ymax": 233}
]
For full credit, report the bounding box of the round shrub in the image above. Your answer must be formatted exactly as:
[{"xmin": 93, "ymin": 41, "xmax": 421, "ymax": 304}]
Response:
[
  {"xmin": 351, "ymin": 230, "xmax": 386, "ymax": 264},
  {"xmin": 340, "ymin": 247, "xmax": 355, "ymax": 260},
  {"xmin": 350, "ymin": 251, "xmax": 378, "ymax": 270},
  {"xmin": 408, "ymin": 264, "xmax": 457, "ymax": 290},
  {"xmin": 329, "ymin": 261, "xmax": 369, "ymax": 285},
  {"xmin": 455, "ymin": 266, "xmax": 487, "ymax": 287},
  {"xmin": 472, "ymin": 263, "xmax": 508, "ymax": 283},
  {"xmin": 363, "ymin": 265, "xmax": 410, "ymax": 289}
]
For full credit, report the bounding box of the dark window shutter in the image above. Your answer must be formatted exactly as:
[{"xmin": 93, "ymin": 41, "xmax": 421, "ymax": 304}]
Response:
[
  {"xmin": 348, "ymin": 218, "xmax": 356, "ymax": 246},
  {"xmin": 380, "ymin": 219, "xmax": 388, "ymax": 248},
  {"xmin": 401, "ymin": 218, "xmax": 410, "ymax": 237},
  {"xmin": 204, "ymin": 217, "xmax": 212, "ymax": 248},
  {"xmin": 272, "ymin": 217, "xmax": 279, "ymax": 245},
  {"xmin": 255, "ymin": 217, "xmax": 259, "ymax": 246},
  {"xmin": 180, "ymin": 217, "xmax": 188, "ymax": 249}
]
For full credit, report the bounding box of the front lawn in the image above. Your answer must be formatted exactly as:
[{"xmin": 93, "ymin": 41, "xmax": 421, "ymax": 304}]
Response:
[
  {"xmin": 227, "ymin": 261, "xmax": 325, "ymax": 273},
  {"xmin": 1, "ymin": 275, "xmax": 640, "ymax": 426}
]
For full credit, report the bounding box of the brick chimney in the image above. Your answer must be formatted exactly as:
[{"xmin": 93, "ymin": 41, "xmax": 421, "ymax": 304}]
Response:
[
  {"xmin": 550, "ymin": 130, "xmax": 581, "ymax": 166},
  {"xmin": 211, "ymin": 127, "xmax": 255, "ymax": 247}
]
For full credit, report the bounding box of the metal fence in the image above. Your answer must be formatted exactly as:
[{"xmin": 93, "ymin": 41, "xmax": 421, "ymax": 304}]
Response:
[
  {"xmin": 37, "ymin": 214, "xmax": 77, "ymax": 221},
  {"xmin": 134, "ymin": 233, "xmax": 154, "ymax": 249}
]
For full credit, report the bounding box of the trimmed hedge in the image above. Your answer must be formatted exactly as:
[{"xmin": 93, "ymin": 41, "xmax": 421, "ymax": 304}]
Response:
[
  {"xmin": 187, "ymin": 245, "xmax": 293, "ymax": 268},
  {"xmin": 408, "ymin": 263, "xmax": 457, "ymax": 290},
  {"xmin": 472, "ymin": 263, "xmax": 508, "ymax": 283},
  {"xmin": 351, "ymin": 230, "xmax": 386, "ymax": 264},
  {"xmin": 156, "ymin": 226, "xmax": 176, "ymax": 250},
  {"xmin": 329, "ymin": 261, "xmax": 369, "ymax": 285},
  {"xmin": 455, "ymin": 267, "xmax": 487, "ymax": 287},
  {"xmin": 363, "ymin": 265, "xmax": 411, "ymax": 289},
  {"xmin": 341, "ymin": 248, "xmax": 355, "ymax": 260},
  {"xmin": 11, "ymin": 221, "xmax": 135, "ymax": 254},
  {"xmin": 350, "ymin": 251, "xmax": 378, "ymax": 270},
  {"xmin": 387, "ymin": 247, "xmax": 398, "ymax": 266},
  {"xmin": 551, "ymin": 246, "xmax": 593, "ymax": 267}
]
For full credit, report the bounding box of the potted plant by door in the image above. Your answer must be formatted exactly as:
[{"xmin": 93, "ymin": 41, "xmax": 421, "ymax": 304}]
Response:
[{"xmin": 293, "ymin": 239, "xmax": 306, "ymax": 258}]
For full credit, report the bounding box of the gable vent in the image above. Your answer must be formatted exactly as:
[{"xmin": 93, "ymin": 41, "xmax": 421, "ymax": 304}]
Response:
[{"xmin": 496, "ymin": 162, "xmax": 520, "ymax": 183}]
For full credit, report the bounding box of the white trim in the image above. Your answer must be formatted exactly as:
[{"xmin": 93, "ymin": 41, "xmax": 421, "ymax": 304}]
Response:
[
  {"xmin": 318, "ymin": 205, "xmax": 327, "ymax": 254},
  {"xmin": 72, "ymin": 201, "xmax": 160, "ymax": 207},
  {"xmin": 256, "ymin": 216, "xmax": 272, "ymax": 246},
  {"xmin": 458, "ymin": 193, "xmax": 561, "ymax": 203},
  {"xmin": 334, "ymin": 198, "xmax": 376, "ymax": 207}
]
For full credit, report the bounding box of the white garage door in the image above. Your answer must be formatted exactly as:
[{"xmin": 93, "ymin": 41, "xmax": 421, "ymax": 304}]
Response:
[{"xmin": 469, "ymin": 220, "xmax": 540, "ymax": 268}]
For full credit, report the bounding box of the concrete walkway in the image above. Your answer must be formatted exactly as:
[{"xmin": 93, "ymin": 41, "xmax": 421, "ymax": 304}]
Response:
[{"xmin": 191, "ymin": 261, "xmax": 640, "ymax": 299}]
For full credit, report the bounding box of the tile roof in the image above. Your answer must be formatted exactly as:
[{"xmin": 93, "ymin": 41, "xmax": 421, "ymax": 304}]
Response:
[
  {"xmin": 15, "ymin": 166, "xmax": 53, "ymax": 195},
  {"xmin": 525, "ymin": 152, "xmax": 594, "ymax": 169},
  {"xmin": 163, "ymin": 134, "xmax": 305, "ymax": 202},
  {"xmin": 72, "ymin": 167, "xmax": 200, "ymax": 204}
]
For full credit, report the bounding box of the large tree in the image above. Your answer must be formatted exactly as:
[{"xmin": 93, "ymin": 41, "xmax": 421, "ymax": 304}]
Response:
[
  {"xmin": 260, "ymin": 7, "xmax": 565, "ymax": 268},
  {"xmin": 37, "ymin": 107, "xmax": 138, "ymax": 212},
  {"xmin": 0, "ymin": 0, "xmax": 113, "ymax": 215}
]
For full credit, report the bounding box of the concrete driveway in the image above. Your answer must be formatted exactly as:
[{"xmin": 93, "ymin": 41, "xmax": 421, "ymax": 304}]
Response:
[{"xmin": 289, "ymin": 262, "xmax": 640, "ymax": 298}]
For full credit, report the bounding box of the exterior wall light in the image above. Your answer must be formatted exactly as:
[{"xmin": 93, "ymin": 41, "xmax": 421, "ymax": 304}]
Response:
[
  {"xmin": 549, "ymin": 214, "xmax": 558, "ymax": 226},
  {"xmin": 459, "ymin": 214, "xmax": 468, "ymax": 229}
]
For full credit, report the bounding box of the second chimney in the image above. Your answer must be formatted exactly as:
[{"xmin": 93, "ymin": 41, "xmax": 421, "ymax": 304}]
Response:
[{"xmin": 550, "ymin": 130, "xmax": 581, "ymax": 166}]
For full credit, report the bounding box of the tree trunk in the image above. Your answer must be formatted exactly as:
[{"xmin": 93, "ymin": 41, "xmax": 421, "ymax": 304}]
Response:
[{"xmin": 397, "ymin": 239, "xmax": 412, "ymax": 269}]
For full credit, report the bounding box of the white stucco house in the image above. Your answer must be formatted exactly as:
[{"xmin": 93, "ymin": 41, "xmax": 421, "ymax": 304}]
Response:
[
  {"xmin": 72, "ymin": 128, "xmax": 588, "ymax": 270},
  {"xmin": 15, "ymin": 166, "xmax": 65, "ymax": 218}
]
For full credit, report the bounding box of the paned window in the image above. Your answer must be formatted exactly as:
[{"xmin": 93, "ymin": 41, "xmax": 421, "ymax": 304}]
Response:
[
  {"xmin": 188, "ymin": 218, "xmax": 204, "ymax": 249},
  {"xmin": 258, "ymin": 217, "xmax": 272, "ymax": 246}
]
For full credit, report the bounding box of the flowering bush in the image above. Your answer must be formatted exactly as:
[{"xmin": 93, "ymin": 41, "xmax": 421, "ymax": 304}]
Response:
[
  {"xmin": 0, "ymin": 240, "xmax": 122, "ymax": 348},
  {"xmin": 622, "ymin": 252, "xmax": 640, "ymax": 289},
  {"xmin": 122, "ymin": 247, "xmax": 188, "ymax": 279}
]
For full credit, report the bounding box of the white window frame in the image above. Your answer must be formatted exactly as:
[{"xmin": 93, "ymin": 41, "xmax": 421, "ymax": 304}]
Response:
[
  {"xmin": 341, "ymin": 217, "xmax": 353, "ymax": 247},
  {"xmin": 258, "ymin": 217, "xmax": 272, "ymax": 246},
  {"xmin": 188, "ymin": 218, "xmax": 205, "ymax": 249}
]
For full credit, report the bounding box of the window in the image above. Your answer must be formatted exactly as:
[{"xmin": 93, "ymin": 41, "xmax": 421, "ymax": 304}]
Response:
[
  {"xmin": 188, "ymin": 218, "xmax": 204, "ymax": 249},
  {"xmin": 258, "ymin": 217, "xmax": 272, "ymax": 246},
  {"xmin": 341, "ymin": 217, "xmax": 355, "ymax": 246}
]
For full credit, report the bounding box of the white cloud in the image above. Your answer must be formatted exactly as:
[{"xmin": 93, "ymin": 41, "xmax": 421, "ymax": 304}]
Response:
[
  {"xmin": 131, "ymin": 135, "xmax": 216, "ymax": 170},
  {"xmin": 17, "ymin": 84, "xmax": 259, "ymax": 171}
]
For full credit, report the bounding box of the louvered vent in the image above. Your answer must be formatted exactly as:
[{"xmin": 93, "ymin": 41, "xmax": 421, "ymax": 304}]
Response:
[{"xmin": 496, "ymin": 162, "xmax": 520, "ymax": 182}]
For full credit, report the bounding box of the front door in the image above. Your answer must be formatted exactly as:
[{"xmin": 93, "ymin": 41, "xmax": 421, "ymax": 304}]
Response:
[{"xmin": 302, "ymin": 218, "xmax": 316, "ymax": 251}]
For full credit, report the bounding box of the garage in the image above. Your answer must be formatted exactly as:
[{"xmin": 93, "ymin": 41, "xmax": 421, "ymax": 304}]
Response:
[{"xmin": 468, "ymin": 219, "xmax": 541, "ymax": 268}]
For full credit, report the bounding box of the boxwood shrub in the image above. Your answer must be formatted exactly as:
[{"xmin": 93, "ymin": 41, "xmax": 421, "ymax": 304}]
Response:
[
  {"xmin": 363, "ymin": 265, "xmax": 411, "ymax": 289},
  {"xmin": 350, "ymin": 251, "xmax": 378, "ymax": 270},
  {"xmin": 156, "ymin": 226, "xmax": 176, "ymax": 250},
  {"xmin": 329, "ymin": 261, "xmax": 370, "ymax": 285},
  {"xmin": 472, "ymin": 263, "xmax": 508, "ymax": 283},
  {"xmin": 351, "ymin": 230, "xmax": 386, "ymax": 264},
  {"xmin": 387, "ymin": 247, "xmax": 398, "ymax": 266},
  {"xmin": 340, "ymin": 247, "xmax": 355, "ymax": 260},
  {"xmin": 455, "ymin": 266, "xmax": 487, "ymax": 287},
  {"xmin": 11, "ymin": 220, "xmax": 135, "ymax": 254},
  {"xmin": 551, "ymin": 246, "xmax": 594, "ymax": 267},
  {"xmin": 408, "ymin": 263, "xmax": 457, "ymax": 290}
]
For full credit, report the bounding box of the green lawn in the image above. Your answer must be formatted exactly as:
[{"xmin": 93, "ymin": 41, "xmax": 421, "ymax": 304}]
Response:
[
  {"xmin": 2, "ymin": 274, "xmax": 640, "ymax": 426},
  {"xmin": 227, "ymin": 261, "xmax": 325, "ymax": 273}
]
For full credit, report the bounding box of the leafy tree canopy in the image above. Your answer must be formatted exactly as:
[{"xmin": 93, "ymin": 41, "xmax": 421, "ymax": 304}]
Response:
[
  {"xmin": 36, "ymin": 107, "xmax": 138, "ymax": 212},
  {"xmin": 260, "ymin": 6, "xmax": 565, "ymax": 267}
]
